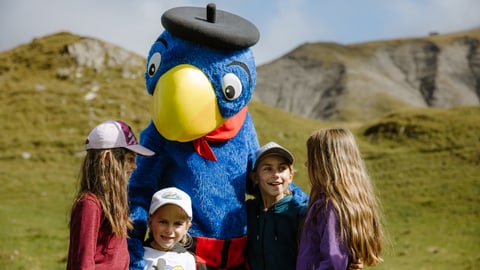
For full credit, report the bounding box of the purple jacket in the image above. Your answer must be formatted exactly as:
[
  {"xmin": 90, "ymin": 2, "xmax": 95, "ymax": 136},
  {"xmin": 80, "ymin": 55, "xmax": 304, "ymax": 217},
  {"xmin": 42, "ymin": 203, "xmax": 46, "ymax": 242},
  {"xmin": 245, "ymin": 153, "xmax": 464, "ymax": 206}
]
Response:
[{"xmin": 296, "ymin": 195, "xmax": 349, "ymax": 270}]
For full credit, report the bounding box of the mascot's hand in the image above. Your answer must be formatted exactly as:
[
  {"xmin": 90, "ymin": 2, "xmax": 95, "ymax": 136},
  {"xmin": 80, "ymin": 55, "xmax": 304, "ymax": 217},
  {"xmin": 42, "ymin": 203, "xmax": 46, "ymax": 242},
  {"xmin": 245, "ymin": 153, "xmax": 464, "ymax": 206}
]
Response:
[
  {"xmin": 291, "ymin": 183, "xmax": 309, "ymax": 205},
  {"xmin": 127, "ymin": 237, "xmax": 145, "ymax": 270}
]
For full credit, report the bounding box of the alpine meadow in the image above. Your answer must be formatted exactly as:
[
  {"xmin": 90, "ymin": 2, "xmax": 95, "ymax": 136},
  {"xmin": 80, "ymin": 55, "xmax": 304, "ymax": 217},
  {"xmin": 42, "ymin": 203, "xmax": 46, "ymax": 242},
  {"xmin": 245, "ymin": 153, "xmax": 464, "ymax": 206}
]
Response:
[{"xmin": 0, "ymin": 31, "xmax": 479, "ymax": 269}]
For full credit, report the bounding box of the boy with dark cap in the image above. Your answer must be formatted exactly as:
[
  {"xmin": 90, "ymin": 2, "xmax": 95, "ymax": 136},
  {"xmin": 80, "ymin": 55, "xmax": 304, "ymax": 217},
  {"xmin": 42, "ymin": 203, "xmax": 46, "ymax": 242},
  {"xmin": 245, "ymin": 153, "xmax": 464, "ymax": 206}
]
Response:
[{"xmin": 246, "ymin": 142, "xmax": 308, "ymax": 270}]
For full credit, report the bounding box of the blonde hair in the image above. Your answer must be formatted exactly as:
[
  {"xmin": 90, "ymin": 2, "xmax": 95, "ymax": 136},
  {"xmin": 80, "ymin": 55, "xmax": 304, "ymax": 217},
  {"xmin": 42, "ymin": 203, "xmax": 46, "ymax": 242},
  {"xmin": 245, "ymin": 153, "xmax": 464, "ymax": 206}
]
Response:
[
  {"xmin": 71, "ymin": 148, "xmax": 133, "ymax": 237},
  {"xmin": 306, "ymin": 128, "xmax": 383, "ymax": 265}
]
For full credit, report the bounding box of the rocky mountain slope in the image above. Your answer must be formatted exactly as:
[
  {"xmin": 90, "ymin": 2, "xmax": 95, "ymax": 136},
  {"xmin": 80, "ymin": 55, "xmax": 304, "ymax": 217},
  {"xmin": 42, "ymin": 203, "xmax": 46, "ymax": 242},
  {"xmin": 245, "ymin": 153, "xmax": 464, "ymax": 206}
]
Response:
[
  {"xmin": 254, "ymin": 28, "xmax": 480, "ymax": 121},
  {"xmin": 1, "ymin": 29, "xmax": 479, "ymax": 127}
]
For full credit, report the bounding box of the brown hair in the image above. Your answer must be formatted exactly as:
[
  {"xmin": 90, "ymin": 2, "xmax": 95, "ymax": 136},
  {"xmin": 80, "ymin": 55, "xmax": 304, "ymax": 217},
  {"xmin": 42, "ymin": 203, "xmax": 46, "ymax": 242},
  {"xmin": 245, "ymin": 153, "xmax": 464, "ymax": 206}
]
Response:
[
  {"xmin": 71, "ymin": 148, "xmax": 133, "ymax": 237},
  {"xmin": 306, "ymin": 128, "xmax": 383, "ymax": 265}
]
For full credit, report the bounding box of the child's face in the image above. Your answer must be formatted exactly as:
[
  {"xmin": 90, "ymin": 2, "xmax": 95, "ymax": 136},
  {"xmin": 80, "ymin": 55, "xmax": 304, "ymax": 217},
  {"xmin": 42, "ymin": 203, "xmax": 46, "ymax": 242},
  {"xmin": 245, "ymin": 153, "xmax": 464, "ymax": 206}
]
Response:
[
  {"xmin": 252, "ymin": 155, "xmax": 293, "ymax": 203},
  {"xmin": 148, "ymin": 204, "xmax": 191, "ymax": 251},
  {"xmin": 124, "ymin": 151, "xmax": 137, "ymax": 177}
]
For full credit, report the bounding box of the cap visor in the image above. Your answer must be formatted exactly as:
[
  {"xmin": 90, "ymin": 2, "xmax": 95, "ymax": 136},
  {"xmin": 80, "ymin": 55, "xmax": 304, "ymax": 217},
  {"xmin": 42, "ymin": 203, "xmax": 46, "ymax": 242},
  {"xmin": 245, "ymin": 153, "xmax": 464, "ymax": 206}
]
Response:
[
  {"xmin": 254, "ymin": 149, "xmax": 294, "ymax": 170},
  {"xmin": 125, "ymin": 145, "xmax": 155, "ymax": 156}
]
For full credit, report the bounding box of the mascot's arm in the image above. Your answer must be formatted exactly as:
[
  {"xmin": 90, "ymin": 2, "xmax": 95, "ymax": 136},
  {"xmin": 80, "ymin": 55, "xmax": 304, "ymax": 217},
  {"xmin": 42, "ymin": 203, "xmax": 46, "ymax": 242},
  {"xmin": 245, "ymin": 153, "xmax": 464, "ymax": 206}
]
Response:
[
  {"xmin": 128, "ymin": 122, "xmax": 168, "ymax": 270},
  {"xmin": 290, "ymin": 183, "xmax": 309, "ymax": 211},
  {"xmin": 244, "ymin": 112, "xmax": 260, "ymax": 195}
]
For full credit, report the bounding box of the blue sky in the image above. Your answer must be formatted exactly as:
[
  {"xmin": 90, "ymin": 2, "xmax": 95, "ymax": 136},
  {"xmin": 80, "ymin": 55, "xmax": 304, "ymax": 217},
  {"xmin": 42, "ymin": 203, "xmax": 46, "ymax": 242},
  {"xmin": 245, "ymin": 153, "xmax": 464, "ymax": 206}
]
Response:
[{"xmin": 1, "ymin": 0, "xmax": 479, "ymax": 65}]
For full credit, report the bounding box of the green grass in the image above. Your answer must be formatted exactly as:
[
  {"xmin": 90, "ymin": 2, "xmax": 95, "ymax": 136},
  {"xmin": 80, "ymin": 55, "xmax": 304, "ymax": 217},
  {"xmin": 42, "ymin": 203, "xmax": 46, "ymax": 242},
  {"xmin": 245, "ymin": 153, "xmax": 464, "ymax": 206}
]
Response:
[
  {"xmin": 2, "ymin": 103, "xmax": 478, "ymax": 270},
  {"xmin": 0, "ymin": 160, "xmax": 76, "ymax": 268},
  {"xmin": 358, "ymin": 106, "xmax": 480, "ymax": 269},
  {"xmin": 0, "ymin": 32, "xmax": 479, "ymax": 269}
]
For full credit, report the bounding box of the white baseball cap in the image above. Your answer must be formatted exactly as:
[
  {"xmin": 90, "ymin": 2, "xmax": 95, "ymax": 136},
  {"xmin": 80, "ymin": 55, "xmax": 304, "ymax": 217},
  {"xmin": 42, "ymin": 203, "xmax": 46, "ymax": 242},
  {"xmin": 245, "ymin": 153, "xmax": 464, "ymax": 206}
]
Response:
[
  {"xmin": 149, "ymin": 187, "xmax": 193, "ymax": 220},
  {"xmin": 253, "ymin": 141, "xmax": 294, "ymax": 170},
  {"xmin": 85, "ymin": 120, "xmax": 155, "ymax": 156}
]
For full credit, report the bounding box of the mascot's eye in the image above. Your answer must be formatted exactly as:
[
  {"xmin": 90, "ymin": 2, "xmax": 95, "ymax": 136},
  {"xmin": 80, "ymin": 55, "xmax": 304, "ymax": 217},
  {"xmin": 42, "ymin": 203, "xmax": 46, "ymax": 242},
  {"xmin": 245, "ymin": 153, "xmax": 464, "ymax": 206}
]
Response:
[
  {"xmin": 147, "ymin": 52, "xmax": 162, "ymax": 77},
  {"xmin": 222, "ymin": 73, "xmax": 242, "ymax": 101}
]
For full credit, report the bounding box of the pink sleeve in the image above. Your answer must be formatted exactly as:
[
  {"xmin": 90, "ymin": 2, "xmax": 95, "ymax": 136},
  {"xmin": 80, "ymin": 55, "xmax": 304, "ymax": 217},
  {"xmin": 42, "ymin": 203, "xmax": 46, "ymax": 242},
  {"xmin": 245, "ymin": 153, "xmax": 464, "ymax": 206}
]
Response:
[{"xmin": 67, "ymin": 195, "xmax": 102, "ymax": 270}]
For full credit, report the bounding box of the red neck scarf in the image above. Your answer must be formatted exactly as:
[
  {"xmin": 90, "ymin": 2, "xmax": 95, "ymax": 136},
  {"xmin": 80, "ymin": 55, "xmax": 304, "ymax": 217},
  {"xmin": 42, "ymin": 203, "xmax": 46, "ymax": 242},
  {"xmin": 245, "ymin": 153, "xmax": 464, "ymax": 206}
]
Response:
[{"xmin": 193, "ymin": 107, "xmax": 248, "ymax": 161}]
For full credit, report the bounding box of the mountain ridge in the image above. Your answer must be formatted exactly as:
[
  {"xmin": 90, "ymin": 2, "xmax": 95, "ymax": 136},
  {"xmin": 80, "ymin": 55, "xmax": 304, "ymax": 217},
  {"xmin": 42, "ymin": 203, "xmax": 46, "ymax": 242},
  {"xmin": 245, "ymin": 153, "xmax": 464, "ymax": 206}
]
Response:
[
  {"xmin": 3, "ymin": 29, "xmax": 479, "ymax": 123},
  {"xmin": 254, "ymin": 28, "xmax": 480, "ymax": 121}
]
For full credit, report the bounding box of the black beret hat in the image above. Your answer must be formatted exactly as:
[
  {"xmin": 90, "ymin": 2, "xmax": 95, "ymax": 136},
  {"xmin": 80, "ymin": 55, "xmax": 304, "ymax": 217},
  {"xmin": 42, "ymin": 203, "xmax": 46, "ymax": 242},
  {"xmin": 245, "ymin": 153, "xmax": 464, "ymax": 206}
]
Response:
[{"xmin": 161, "ymin": 3, "xmax": 260, "ymax": 50}]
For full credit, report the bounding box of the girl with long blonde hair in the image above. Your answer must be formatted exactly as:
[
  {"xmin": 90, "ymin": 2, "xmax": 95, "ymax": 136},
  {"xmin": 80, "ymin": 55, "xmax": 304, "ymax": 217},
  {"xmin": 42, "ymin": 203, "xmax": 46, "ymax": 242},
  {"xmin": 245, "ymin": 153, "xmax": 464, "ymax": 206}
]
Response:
[
  {"xmin": 297, "ymin": 128, "xmax": 383, "ymax": 269},
  {"xmin": 67, "ymin": 120, "xmax": 154, "ymax": 269}
]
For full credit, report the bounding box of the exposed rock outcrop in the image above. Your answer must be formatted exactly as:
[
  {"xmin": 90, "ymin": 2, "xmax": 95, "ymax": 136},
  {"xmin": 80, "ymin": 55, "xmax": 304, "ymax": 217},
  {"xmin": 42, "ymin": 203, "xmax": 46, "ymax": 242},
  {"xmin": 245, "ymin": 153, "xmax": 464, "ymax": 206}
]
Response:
[
  {"xmin": 67, "ymin": 39, "xmax": 108, "ymax": 70},
  {"xmin": 253, "ymin": 54, "xmax": 346, "ymax": 120},
  {"xmin": 65, "ymin": 37, "xmax": 144, "ymax": 79},
  {"xmin": 253, "ymin": 29, "xmax": 480, "ymax": 121}
]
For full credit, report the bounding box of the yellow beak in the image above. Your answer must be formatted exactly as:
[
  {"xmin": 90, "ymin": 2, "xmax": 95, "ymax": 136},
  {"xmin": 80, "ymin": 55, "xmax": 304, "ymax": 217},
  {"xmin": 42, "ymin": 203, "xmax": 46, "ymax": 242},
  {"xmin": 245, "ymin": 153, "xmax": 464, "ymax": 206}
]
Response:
[{"xmin": 152, "ymin": 64, "xmax": 227, "ymax": 142}]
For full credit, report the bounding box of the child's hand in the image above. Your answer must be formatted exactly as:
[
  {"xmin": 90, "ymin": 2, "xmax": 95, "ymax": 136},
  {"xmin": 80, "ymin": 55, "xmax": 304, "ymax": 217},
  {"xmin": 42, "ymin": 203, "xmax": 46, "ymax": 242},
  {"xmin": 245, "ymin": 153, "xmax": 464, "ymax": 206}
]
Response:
[{"xmin": 348, "ymin": 259, "xmax": 363, "ymax": 270}]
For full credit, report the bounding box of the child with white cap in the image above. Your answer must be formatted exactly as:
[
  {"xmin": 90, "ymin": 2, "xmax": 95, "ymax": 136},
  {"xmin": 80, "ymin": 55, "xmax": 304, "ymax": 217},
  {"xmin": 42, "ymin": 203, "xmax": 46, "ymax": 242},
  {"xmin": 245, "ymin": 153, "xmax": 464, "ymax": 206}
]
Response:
[
  {"xmin": 143, "ymin": 187, "xmax": 196, "ymax": 270},
  {"xmin": 67, "ymin": 120, "xmax": 154, "ymax": 270}
]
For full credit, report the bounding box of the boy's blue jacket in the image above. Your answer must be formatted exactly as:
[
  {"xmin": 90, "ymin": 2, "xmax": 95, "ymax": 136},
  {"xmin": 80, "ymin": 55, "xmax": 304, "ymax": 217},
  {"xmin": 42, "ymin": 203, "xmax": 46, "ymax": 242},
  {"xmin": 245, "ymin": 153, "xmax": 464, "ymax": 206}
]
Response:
[{"xmin": 246, "ymin": 186, "xmax": 309, "ymax": 270}]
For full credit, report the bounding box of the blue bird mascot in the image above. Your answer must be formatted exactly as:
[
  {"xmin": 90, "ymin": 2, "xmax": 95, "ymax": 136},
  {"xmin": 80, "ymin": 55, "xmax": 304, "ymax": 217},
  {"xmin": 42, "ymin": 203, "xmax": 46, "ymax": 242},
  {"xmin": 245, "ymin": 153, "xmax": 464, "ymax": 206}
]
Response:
[{"xmin": 127, "ymin": 3, "xmax": 306, "ymax": 270}]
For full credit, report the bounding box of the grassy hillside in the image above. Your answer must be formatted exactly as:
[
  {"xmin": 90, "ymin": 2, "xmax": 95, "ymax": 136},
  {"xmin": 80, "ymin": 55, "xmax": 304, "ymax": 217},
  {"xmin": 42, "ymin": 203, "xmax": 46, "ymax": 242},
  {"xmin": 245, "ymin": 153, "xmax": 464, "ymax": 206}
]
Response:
[
  {"xmin": 1, "ymin": 100, "xmax": 478, "ymax": 269},
  {"xmin": 0, "ymin": 33, "xmax": 479, "ymax": 269},
  {"xmin": 359, "ymin": 106, "xmax": 480, "ymax": 269}
]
